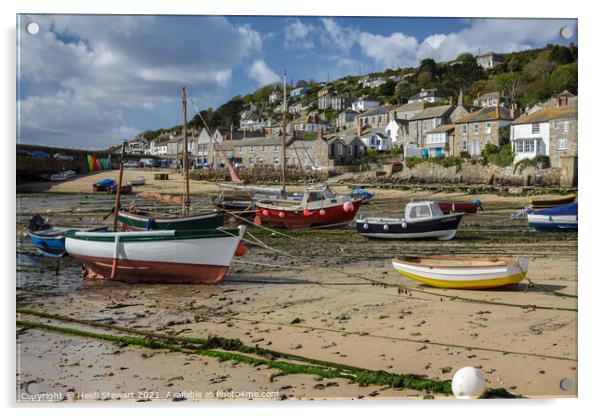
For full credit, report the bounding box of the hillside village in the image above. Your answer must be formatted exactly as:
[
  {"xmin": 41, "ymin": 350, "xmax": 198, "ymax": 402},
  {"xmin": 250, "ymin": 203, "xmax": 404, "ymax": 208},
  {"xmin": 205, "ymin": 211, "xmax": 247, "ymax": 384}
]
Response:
[{"xmin": 126, "ymin": 44, "xmax": 578, "ymax": 174}]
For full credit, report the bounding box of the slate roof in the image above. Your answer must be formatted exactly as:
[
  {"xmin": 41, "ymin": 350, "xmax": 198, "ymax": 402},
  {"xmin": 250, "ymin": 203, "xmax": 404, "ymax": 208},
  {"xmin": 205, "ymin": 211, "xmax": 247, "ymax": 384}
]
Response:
[
  {"xmin": 426, "ymin": 124, "xmax": 455, "ymax": 134},
  {"xmin": 409, "ymin": 105, "xmax": 454, "ymax": 121},
  {"xmin": 512, "ymin": 106, "xmax": 577, "ymax": 125},
  {"xmin": 454, "ymin": 106, "xmax": 514, "ymax": 123}
]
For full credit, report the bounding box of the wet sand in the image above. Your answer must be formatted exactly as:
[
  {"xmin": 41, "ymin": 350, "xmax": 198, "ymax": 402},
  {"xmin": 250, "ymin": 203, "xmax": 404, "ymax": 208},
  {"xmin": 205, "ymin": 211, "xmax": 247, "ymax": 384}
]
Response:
[{"xmin": 15, "ymin": 173, "xmax": 578, "ymax": 402}]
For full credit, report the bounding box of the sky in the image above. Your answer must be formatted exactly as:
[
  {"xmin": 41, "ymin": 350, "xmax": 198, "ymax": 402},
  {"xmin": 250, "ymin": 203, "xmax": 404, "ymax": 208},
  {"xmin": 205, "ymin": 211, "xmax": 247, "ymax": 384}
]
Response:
[{"xmin": 16, "ymin": 15, "xmax": 577, "ymax": 149}]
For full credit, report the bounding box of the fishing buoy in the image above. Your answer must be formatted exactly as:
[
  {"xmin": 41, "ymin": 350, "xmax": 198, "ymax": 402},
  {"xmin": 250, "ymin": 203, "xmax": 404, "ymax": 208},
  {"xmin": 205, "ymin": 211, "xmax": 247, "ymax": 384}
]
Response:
[
  {"xmin": 343, "ymin": 201, "xmax": 354, "ymax": 213},
  {"xmin": 401, "ymin": 221, "xmax": 407, "ymax": 229},
  {"xmin": 319, "ymin": 209, "xmax": 326, "ymax": 216},
  {"xmin": 278, "ymin": 211, "xmax": 286, "ymax": 218},
  {"xmin": 303, "ymin": 209, "xmax": 311, "ymax": 216},
  {"xmin": 451, "ymin": 367, "xmax": 487, "ymax": 399},
  {"xmin": 383, "ymin": 224, "xmax": 389, "ymax": 231},
  {"xmin": 234, "ymin": 242, "xmax": 247, "ymax": 257},
  {"xmin": 253, "ymin": 216, "xmax": 262, "ymax": 225},
  {"xmin": 262, "ymin": 209, "xmax": 270, "ymax": 217},
  {"xmin": 363, "ymin": 223, "xmax": 369, "ymax": 230}
]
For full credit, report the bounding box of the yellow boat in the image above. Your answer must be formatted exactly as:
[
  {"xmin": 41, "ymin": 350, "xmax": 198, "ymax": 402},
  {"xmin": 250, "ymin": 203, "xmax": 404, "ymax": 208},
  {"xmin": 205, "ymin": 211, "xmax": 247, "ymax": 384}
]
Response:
[
  {"xmin": 528, "ymin": 193, "xmax": 576, "ymax": 209},
  {"xmin": 391, "ymin": 256, "xmax": 529, "ymax": 289}
]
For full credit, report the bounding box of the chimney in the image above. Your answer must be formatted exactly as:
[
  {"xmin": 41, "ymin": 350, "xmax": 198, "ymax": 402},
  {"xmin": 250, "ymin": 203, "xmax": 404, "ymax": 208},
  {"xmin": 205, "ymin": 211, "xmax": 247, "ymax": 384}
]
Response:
[
  {"xmin": 357, "ymin": 118, "xmax": 363, "ymax": 136},
  {"xmin": 557, "ymin": 96, "xmax": 561, "ymax": 107},
  {"xmin": 496, "ymin": 102, "xmax": 500, "ymax": 119},
  {"xmin": 458, "ymin": 90, "xmax": 464, "ymax": 106},
  {"xmin": 510, "ymin": 102, "xmax": 520, "ymax": 119},
  {"xmin": 317, "ymin": 126, "xmax": 323, "ymax": 140}
]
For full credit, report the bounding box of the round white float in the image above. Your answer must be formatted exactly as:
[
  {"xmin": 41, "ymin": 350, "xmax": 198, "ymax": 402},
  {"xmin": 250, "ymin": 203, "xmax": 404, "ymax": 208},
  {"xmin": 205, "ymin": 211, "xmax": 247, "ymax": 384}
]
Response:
[{"xmin": 451, "ymin": 366, "xmax": 487, "ymax": 399}]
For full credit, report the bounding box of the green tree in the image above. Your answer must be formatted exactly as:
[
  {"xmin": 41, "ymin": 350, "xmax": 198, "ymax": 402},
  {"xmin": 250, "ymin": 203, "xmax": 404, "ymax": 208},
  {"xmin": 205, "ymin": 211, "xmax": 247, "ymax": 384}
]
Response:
[{"xmin": 549, "ymin": 62, "xmax": 578, "ymax": 94}]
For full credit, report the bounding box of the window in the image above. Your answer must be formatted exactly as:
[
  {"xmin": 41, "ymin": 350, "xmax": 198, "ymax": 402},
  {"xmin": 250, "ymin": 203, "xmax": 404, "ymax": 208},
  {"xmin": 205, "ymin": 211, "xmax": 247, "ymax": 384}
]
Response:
[
  {"xmin": 237, "ymin": 146, "xmax": 243, "ymax": 152},
  {"xmin": 250, "ymin": 146, "xmax": 255, "ymax": 153},
  {"xmin": 473, "ymin": 124, "xmax": 479, "ymax": 134},
  {"xmin": 337, "ymin": 144, "xmax": 343, "ymax": 155},
  {"xmin": 485, "ymin": 122, "xmax": 491, "ymax": 134},
  {"xmin": 532, "ymin": 123, "xmax": 540, "ymax": 134},
  {"xmin": 347, "ymin": 146, "xmax": 352, "ymax": 155},
  {"xmin": 563, "ymin": 120, "xmax": 570, "ymax": 133},
  {"xmin": 274, "ymin": 158, "xmax": 279, "ymax": 165},
  {"xmin": 461, "ymin": 139, "xmax": 468, "ymax": 151},
  {"xmin": 461, "ymin": 125, "xmax": 468, "ymax": 135},
  {"xmin": 557, "ymin": 138, "xmax": 569, "ymax": 150},
  {"xmin": 409, "ymin": 205, "xmax": 432, "ymax": 219},
  {"xmin": 273, "ymin": 145, "xmax": 278, "ymax": 152},
  {"xmin": 261, "ymin": 145, "xmax": 266, "ymax": 152},
  {"xmin": 554, "ymin": 120, "xmax": 560, "ymax": 128}
]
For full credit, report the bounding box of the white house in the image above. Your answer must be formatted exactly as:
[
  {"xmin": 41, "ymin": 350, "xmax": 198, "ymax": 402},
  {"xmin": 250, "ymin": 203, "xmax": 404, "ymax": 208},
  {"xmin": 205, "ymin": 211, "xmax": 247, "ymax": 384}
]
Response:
[
  {"xmin": 425, "ymin": 124, "xmax": 455, "ymax": 157},
  {"xmin": 268, "ymin": 89, "xmax": 282, "ymax": 103},
  {"xmin": 385, "ymin": 118, "xmax": 409, "ymax": 146},
  {"xmin": 360, "ymin": 131, "xmax": 392, "ymax": 152},
  {"xmin": 408, "ymin": 89, "xmax": 445, "ymax": 104},
  {"xmin": 149, "ymin": 138, "xmax": 169, "ymax": 156},
  {"xmin": 352, "ymin": 96, "xmax": 379, "ymax": 112},
  {"xmin": 197, "ymin": 128, "xmax": 224, "ymax": 166},
  {"xmin": 240, "ymin": 102, "xmax": 258, "ymax": 119},
  {"xmin": 127, "ymin": 136, "xmax": 149, "ymax": 155},
  {"xmin": 510, "ymin": 105, "xmax": 577, "ymax": 163}
]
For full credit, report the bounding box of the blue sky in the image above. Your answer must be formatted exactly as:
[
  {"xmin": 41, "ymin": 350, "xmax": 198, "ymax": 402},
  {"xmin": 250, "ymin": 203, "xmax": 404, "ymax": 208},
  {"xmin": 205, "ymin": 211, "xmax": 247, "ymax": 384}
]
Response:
[{"xmin": 17, "ymin": 15, "xmax": 577, "ymax": 149}]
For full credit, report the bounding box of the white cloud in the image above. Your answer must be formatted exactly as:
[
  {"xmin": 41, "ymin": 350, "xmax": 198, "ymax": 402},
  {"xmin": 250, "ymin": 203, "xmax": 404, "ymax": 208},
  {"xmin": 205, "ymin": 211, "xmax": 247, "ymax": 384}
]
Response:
[
  {"xmin": 247, "ymin": 59, "xmax": 280, "ymax": 87},
  {"xmin": 284, "ymin": 18, "xmax": 314, "ymax": 49},
  {"xmin": 17, "ymin": 15, "xmax": 264, "ymax": 148},
  {"xmin": 358, "ymin": 32, "xmax": 419, "ymax": 68},
  {"xmin": 319, "ymin": 18, "xmax": 356, "ymax": 54}
]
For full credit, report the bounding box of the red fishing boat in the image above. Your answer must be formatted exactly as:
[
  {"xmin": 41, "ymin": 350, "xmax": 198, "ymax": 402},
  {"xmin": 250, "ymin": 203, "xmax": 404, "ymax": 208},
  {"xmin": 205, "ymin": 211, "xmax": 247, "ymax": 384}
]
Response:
[
  {"xmin": 255, "ymin": 183, "xmax": 361, "ymax": 229},
  {"xmin": 437, "ymin": 200, "xmax": 483, "ymax": 214}
]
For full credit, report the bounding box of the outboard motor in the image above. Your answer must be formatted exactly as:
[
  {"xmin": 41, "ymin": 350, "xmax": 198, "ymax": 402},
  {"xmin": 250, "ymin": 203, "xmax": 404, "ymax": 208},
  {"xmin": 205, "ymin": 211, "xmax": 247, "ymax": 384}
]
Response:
[
  {"xmin": 473, "ymin": 199, "xmax": 484, "ymax": 211},
  {"xmin": 28, "ymin": 213, "xmax": 49, "ymax": 231}
]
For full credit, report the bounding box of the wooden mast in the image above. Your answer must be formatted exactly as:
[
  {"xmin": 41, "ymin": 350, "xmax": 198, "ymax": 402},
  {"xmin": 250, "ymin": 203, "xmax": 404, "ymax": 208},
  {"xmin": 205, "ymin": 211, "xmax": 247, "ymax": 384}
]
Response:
[
  {"xmin": 112, "ymin": 140, "xmax": 127, "ymax": 231},
  {"xmin": 281, "ymin": 71, "xmax": 287, "ymax": 193},
  {"xmin": 182, "ymin": 87, "xmax": 191, "ymax": 215}
]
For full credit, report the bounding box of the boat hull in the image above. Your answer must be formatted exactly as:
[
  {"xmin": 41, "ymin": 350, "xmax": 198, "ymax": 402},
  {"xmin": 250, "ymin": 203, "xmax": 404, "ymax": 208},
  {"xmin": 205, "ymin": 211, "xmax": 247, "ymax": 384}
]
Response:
[
  {"xmin": 26, "ymin": 231, "xmax": 67, "ymax": 258},
  {"xmin": 65, "ymin": 227, "xmax": 244, "ymax": 284},
  {"xmin": 438, "ymin": 203, "xmax": 479, "ymax": 214},
  {"xmin": 256, "ymin": 201, "xmax": 361, "ymax": 229},
  {"xmin": 117, "ymin": 210, "xmax": 224, "ymax": 231},
  {"xmin": 357, "ymin": 213, "xmax": 463, "ymax": 240},
  {"xmin": 528, "ymin": 193, "xmax": 576, "ymax": 209},
  {"xmin": 392, "ymin": 257, "xmax": 529, "ymax": 289},
  {"xmin": 527, "ymin": 214, "xmax": 578, "ymax": 232}
]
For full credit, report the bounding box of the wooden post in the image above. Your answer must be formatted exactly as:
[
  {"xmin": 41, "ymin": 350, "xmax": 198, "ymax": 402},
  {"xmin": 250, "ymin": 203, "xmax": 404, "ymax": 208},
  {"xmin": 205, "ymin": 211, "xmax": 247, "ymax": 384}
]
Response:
[
  {"xmin": 281, "ymin": 71, "xmax": 287, "ymax": 193},
  {"xmin": 112, "ymin": 140, "xmax": 127, "ymax": 231},
  {"xmin": 182, "ymin": 87, "xmax": 191, "ymax": 215}
]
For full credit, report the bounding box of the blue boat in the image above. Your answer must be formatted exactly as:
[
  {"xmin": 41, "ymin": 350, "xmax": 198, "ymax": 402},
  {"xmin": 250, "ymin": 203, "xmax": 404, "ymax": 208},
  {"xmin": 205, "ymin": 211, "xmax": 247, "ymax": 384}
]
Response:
[
  {"xmin": 527, "ymin": 203, "xmax": 577, "ymax": 232},
  {"xmin": 26, "ymin": 214, "xmax": 107, "ymax": 257},
  {"xmin": 93, "ymin": 178, "xmax": 116, "ymax": 192},
  {"xmin": 350, "ymin": 187, "xmax": 374, "ymax": 203}
]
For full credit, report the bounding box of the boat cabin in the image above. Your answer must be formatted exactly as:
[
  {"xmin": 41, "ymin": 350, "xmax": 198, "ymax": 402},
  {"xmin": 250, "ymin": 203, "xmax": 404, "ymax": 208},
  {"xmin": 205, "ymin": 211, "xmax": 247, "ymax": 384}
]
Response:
[
  {"xmin": 404, "ymin": 201, "xmax": 445, "ymax": 221},
  {"xmin": 302, "ymin": 184, "xmax": 339, "ymax": 206}
]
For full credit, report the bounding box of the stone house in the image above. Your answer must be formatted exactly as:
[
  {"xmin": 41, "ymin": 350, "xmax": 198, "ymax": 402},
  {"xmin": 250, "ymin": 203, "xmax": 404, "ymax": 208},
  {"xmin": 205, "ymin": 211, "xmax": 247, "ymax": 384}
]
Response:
[
  {"xmin": 196, "ymin": 128, "xmax": 225, "ymax": 167},
  {"xmin": 453, "ymin": 105, "xmax": 516, "ymax": 157},
  {"xmin": 331, "ymin": 95, "xmax": 353, "ymax": 111},
  {"xmin": 408, "ymin": 104, "xmax": 471, "ymax": 151},
  {"xmin": 473, "ymin": 91, "xmax": 508, "ymax": 108},
  {"xmin": 325, "ymin": 133, "xmax": 367, "ymax": 165},
  {"xmin": 510, "ymin": 104, "xmax": 577, "ymax": 167},
  {"xmin": 336, "ymin": 110, "xmax": 358, "ymax": 130},
  {"xmin": 289, "ymin": 114, "xmax": 328, "ymax": 133},
  {"xmin": 357, "ymin": 104, "xmax": 390, "ymax": 131},
  {"xmin": 526, "ymin": 90, "xmax": 578, "ymax": 115},
  {"xmin": 389, "ymin": 101, "xmax": 428, "ymax": 121},
  {"xmin": 220, "ymin": 135, "xmax": 293, "ymax": 168}
]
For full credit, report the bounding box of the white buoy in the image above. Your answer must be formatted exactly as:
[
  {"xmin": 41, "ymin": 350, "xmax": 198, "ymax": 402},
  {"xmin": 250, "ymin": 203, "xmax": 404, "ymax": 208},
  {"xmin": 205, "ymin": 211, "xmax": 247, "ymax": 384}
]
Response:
[{"xmin": 451, "ymin": 366, "xmax": 487, "ymax": 399}]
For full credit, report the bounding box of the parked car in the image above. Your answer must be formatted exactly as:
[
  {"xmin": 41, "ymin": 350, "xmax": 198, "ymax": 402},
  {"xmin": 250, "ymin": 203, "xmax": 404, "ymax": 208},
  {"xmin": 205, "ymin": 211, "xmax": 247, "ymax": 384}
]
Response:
[
  {"xmin": 124, "ymin": 160, "xmax": 139, "ymax": 169},
  {"xmin": 53, "ymin": 152, "xmax": 74, "ymax": 161},
  {"xmin": 151, "ymin": 159, "xmax": 162, "ymax": 168},
  {"xmin": 139, "ymin": 158, "xmax": 155, "ymax": 168},
  {"xmin": 17, "ymin": 150, "xmax": 33, "ymax": 157}
]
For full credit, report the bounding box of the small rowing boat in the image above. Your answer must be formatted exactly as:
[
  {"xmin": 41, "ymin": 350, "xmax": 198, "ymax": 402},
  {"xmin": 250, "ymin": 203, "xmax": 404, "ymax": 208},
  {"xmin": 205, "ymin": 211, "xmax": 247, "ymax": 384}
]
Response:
[
  {"xmin": 65, "ymin": 226, "xmax": 246, "ymax": 284},
  {"xmin": 350, "ymin": 187, "xmax": 374, "ymax": 203},
  {"xmin": 391, "ymin": 256, "xmax": 529, "ymax": 289},
  {"xmin": 528, "ymin": 193, "xmax": 576, "ymax": 209},
  {"xmin": 527, "ymin": 202, "xmax": 577, "ymax": 232},
  {"xmin": 129, "ymin": 177, "xmax": 146, "ymax": 186},
  {"xmin": 26, "ymin": 214, "xmax": 107, "ymax": 258},
  {"xmin": 356, "ymin": 201, "xmax": 463, "ymax": 240},
  {"xmin": 50, "ymin": 170, "xmax": 76, "ymax": 181},
  {"xmin": 437, "ymin": 199, "xmax": 483, "ymax": 214}
]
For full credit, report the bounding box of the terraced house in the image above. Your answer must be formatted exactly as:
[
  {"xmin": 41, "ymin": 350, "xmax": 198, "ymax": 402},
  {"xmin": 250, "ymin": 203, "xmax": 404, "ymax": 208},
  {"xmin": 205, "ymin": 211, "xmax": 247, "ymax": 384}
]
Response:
[
  {"xmin": 510, "ymin": 102, "xmax": 578, "ymax": 167},
  {"xmin": 453, "ymin": 105, "xmax": 516, "ymax": 157},
  {"xmin": 220, "ymin": 136, "xmax": 292, "ymax": 167},
  {"xmin": 407, "ymin": 104, "xmax": 471, "ymax": 156}
]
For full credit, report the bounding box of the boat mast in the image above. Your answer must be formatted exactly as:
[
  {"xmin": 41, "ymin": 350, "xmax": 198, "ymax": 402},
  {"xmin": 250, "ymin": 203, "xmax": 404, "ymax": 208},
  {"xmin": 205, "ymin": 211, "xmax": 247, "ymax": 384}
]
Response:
[
  {"xmin": 112, "ymin": 140, "xmax": 127, "ymax": 231},
  {"xmin": 182, "ymin": 87, "xmax": 191, "ymax": 215},
  {"xmin": 281, "ymin": 71, "xmax": 287, "ymax": 194}
]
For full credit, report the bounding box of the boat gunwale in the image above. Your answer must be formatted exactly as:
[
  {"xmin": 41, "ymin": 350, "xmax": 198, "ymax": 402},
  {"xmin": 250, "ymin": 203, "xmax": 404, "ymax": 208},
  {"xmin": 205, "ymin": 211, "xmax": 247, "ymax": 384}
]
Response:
[
  {"xmin": 118, "ymin": 209, "xmax": 222, "ymax": 222},
  {"xmin": 65, "ymin": 227, "xmax": 241, "ymax": 242},
  {"xmin": 357, "ymin": 212, "xmax": 464, "ymax": 225},
  {"xmin": 392, "ymin": 255, "xmax": 517, "ymax": 270}
]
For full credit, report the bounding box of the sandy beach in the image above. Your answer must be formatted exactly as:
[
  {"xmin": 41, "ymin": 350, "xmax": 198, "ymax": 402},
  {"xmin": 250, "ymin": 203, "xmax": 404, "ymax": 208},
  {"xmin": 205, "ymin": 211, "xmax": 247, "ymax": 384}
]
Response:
[{"xmin": 16, "ymin": 170, "xmax": 578, "ymax": 401}]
